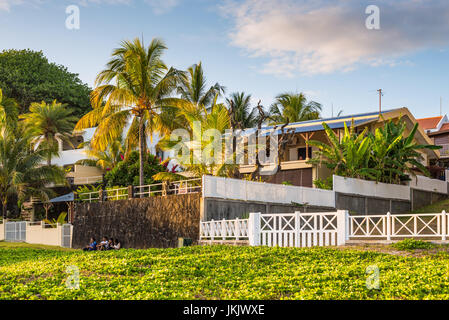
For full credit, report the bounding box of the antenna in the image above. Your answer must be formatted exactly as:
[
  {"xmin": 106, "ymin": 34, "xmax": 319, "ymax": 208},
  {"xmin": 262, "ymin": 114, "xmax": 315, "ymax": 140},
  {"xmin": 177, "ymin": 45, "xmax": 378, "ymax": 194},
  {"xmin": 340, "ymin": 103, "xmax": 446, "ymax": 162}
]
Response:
[
  {"xmin": 331, "ymin": 103, "xmax": 334, "ymax": 118},
  {"xmin": 377, "ymin": 89, "xmax": 383, "ymax": 116},
  {"xmin": 441, "ymin": 97, "xmax": 443, "ymax": 116}
]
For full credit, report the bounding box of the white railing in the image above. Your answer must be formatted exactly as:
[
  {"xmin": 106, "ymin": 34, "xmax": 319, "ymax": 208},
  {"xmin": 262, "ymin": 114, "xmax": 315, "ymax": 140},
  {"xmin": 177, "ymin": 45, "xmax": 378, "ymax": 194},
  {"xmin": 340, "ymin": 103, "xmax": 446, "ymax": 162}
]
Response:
[
  {"xmin": 200, "ymin": 211, "xmax": 349, "ymax": 247},
  {"xmin": 74, "ymin": 176, "xmax": 103, "ymax": 185},
  {"xmin": 349, "ymin": 211, "xmax": 449, "ymax": 240},
  {"xmin": 200, "ymin": 218, "xmax": 249, "ymax": 240},
  {"xmin": 105, "ymin": 187, "xmax": 129, "ymax": 201},
  {"xmin": 78, "ymin": 178, "xmax": 202, "ymax": 203}
]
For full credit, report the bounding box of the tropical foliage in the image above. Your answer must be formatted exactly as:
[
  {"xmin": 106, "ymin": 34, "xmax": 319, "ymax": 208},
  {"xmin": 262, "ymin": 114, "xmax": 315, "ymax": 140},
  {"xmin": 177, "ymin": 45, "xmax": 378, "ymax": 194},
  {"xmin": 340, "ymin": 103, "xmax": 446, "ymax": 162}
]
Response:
[
  {"xmin": 269, "ymin": 92, "xmax": 322, "ymax": 124},
  {"xmin": 20, "ymin": 100, "xmax": 78, "ymax": 166},
  {"xmin": 308, "ymin": 118, "xmax": 440, "ymax": 184},
  {"xmin": 76, "ymin": 136, "xmax": 126, "ymax": 171},
  {"xmin": 0, "ymin": 49, "xmax": 91, "ymax": 118},
  {"xmin": 155, "ymin": 100, "xmax": 236, "ymax": 181},
  {"xmin": 226, "ymin": 92, "xmax": 258, "ymax": 129},
  {"xmin": 3, "ymin": 244, "xmax": 449, "ymax": 299},
  {"xmin": 104, "ymin": 151, "xmax": 167, "ymax": 187},
  {"xmin": 75, "ymin": 38, "xmax": 184, "ymax": 187},
  {"xmin": 0, "ymin": 125, "xmax": 66, "ymax": 218},
  {"xmin": 0, "ymin": 88, "xmax": 18, "ymax": 127}
]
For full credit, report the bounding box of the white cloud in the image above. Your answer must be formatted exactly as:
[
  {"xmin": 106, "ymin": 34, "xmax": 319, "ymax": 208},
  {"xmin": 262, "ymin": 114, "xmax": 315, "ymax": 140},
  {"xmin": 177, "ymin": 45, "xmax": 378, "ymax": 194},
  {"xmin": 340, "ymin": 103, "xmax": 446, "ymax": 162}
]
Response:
[
  {"xmin": 221, "ymin": 0, "xmax": 449, "ymax": 76},
  {"xmin": 0, "ymin": 0, "xmax": 23, "ymax": 11},
  {"xmin": 144, "ymin": 0, "xmax": 179, "ymax": 14}
]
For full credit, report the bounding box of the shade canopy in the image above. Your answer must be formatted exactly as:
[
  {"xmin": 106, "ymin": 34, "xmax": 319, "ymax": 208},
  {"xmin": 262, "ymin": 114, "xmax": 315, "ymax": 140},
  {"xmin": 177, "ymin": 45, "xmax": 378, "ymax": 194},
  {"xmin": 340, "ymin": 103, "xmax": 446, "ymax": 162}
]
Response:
[{"xmin": 49, "ymin": 193, "xmax": 75, "ymax": 203}]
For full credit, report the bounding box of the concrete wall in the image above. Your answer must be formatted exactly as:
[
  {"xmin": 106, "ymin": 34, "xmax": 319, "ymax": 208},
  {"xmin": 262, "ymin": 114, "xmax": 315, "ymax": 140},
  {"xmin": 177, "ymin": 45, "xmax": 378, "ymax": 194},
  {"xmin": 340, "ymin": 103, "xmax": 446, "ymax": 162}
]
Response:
[
  {"xmin": 26, "ymin": 224, "xmax": 62, "ymax": 246},
  {"xmin": 409, "ymin": 175, "xmax": 448, "ymax": 194},
  {"xmin": 0, "ymin": 222, "xmax": 3, "ymax": 241},
  {"xmin": 203, "ymin": 175, "xmax": 335, "ymax": 208},
  {"xmin": 72, "ymin": 193, "xmax": 201, "ymax": 249},
  {"xmin": 333, "ymin": 175, "xmax": 410, "ymax": 200},
  {"xmin": 202, "ymin": 197, "xmax": 334, "ymax": 221}
]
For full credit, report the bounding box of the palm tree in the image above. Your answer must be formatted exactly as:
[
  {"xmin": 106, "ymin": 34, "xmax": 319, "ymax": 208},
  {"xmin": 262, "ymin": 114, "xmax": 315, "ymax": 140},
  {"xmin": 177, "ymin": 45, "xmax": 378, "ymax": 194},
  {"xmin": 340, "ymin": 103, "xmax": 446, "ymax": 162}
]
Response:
[
  {"xmin": 0, "ymin": 88, "xmax": 18, "ymax": 127},
  {"xmin": 75, "ymin": 38, "xmax": 183, "ymax": 187},
  {"xmin": 0, "ymin": 125, "xmax": 66, "ymax": 219},
  {"xmin": 269, "ymin": 92, "xmax": 322, "ymax": 124},
  {"xmin": 177, "ymin": 62, "xmax": 225, "ymax": 110},
  {"xmin": 77, "ymin": 137, "xmax": 126, "ymax": 171},
  {"xmin": 226, "ymin": 92, "xmax": 258, "ymax": 129},
  {"xmin": 155, "ymin": 100, "xmax": 235, "ymax": 181},
  {"xmin": 20, "ymin": 100, "xmax": 78, "ymax": 166}
]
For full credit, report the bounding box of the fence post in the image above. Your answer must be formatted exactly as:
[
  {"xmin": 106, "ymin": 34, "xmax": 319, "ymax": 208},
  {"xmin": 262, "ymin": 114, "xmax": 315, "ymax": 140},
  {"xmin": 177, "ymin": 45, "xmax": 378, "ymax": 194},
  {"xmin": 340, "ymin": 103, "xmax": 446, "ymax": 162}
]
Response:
[
  {"xmin": 386, "ymin": 212, "xmax": 391, "ymax": 241},
  {"xmin": 128, "ymin": 186, "xmax": 134, "ymax": 199},
  {"xmin": 248, "ymin": 212, "xmax": 261, "ymax": 246},
  {"xmin": 235, "ymin": 218, "xmax": 240, "ymax": 241},
  {"xmin": 210, "ymin": 219, "xmax": 215, "ymax": 241},
  {"xmin": 337, "ymin": 210, "xmax": 348, "ymax": 246},
  {"xmin": 221, "ymin": 219, "xmax": 226, "ymax": 240},
  {"xmin": 295, "ymin": 211, "xmax": 301, "ymax": 247},
  {"xmin": 442, "ymin": 210, "xmax": 447, "ymax": 241}
]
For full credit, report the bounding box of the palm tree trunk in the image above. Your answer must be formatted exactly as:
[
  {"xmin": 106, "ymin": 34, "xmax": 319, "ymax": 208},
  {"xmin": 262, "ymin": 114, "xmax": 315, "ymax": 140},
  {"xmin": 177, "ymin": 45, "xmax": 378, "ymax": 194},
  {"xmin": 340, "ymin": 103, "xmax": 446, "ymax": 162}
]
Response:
[
  {"xmin": 2, "ymin": 200, "xmax": 7, "ymax": 220},
  {"xmin": 138, "ymin": 117, "xmax": 145, "ymax": 192}
]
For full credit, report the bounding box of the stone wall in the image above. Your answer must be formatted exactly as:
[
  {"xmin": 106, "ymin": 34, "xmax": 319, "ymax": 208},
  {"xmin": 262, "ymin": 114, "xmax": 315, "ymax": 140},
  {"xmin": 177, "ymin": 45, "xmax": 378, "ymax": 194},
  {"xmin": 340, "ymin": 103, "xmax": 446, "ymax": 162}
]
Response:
[{"xmin": 72, "ymin": 193, "xmax": 201, "ymax": 249}]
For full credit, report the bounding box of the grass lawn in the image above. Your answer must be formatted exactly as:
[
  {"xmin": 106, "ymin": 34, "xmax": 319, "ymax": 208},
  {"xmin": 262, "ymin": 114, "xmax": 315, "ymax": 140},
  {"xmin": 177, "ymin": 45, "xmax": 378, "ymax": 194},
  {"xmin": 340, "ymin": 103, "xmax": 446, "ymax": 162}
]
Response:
[{"xmin": 2, "ymin": 241, "xmax": 449, "ymax": 300}]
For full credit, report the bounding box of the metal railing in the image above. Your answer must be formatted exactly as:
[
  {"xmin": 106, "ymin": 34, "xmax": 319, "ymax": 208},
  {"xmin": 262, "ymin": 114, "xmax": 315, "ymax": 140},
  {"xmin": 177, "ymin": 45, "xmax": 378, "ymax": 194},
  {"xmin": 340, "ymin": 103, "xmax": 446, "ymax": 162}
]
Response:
[{"xmin": 77, "ymin": 178, "xmax": 202, "ymax": 203}]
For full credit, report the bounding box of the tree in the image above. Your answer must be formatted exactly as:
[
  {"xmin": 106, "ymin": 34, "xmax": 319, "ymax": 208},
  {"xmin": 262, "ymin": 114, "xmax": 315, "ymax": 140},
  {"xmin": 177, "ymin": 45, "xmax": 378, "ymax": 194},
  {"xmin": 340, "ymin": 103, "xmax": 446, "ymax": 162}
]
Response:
[
  {"xmin": 0, "ymin": 88, "xmax": 18, "ymax": 128},
  {"xmin": 177, "ymin": 62, "xmax": 225, "ymax": 110},
  {"xmin": 226, "ymin": 92, "xmax": 257, "ymax": 129},
  {"xmin": 0, "ymin": 49, "xmax": 91, "ymax": 118},
  {"xmin": 269, "ymin": 92, "xmax": 322, "ymax": 124},
  {"xmin": 20, "ymin": 100, "xmax": 78, "ymax": 166},
  {"xmin": 155, "ymin": 101, "xmax": 236, "ymax": 181},
  {"xmin": 0, "ymin": 125, "xmax": 66, "ymax": 219},
  {"xmin": 104, "ymin": 151, "xmax": 167, "ymax": 187},
  {"xmin": 307, "ymin": 118, "xmax": 440, "ymax": 185},
  {"xmin": 76, "ymin": 137, "xmax": 126, "ymax": 171},
  {"xmin": 75, "ymin": 38, "xmax": 183, "ymax": 187}
]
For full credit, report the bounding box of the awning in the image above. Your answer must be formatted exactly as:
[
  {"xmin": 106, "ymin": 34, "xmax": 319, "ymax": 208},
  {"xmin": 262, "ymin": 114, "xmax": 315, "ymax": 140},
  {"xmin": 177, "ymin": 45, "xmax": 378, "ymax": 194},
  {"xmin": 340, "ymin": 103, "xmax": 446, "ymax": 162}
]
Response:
[{"xmin": 49, "ymin": 193, "xmax": 75, "ymax": 203}]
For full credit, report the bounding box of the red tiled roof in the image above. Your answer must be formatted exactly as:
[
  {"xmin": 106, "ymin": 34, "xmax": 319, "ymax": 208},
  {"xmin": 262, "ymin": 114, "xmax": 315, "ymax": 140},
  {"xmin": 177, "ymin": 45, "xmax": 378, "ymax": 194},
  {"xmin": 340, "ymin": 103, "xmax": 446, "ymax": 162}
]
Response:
[
  {"xmin": 440, "ymin": 123, "xmax": 449, "ymax": 131},
  {"xmin": 417, "ymin": 116, "xmax": 443, "ymax": 130}
]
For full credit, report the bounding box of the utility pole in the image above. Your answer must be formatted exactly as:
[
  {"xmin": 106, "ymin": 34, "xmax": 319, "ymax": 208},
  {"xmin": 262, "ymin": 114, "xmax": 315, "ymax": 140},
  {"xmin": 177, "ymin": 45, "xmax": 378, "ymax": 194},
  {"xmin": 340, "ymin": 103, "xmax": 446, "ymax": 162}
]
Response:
[{"xmin": 377, "ymin": 89, "xmax": 383, "ymax": 116}]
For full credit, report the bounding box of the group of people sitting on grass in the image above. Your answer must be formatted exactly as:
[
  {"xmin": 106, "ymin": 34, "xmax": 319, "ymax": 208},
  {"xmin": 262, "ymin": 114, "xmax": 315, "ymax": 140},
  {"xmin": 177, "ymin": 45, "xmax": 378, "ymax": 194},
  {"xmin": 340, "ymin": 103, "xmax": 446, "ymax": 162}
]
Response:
[{"xmin": 83, "ymin": 236, "xmax": 121, "ymax": 251}]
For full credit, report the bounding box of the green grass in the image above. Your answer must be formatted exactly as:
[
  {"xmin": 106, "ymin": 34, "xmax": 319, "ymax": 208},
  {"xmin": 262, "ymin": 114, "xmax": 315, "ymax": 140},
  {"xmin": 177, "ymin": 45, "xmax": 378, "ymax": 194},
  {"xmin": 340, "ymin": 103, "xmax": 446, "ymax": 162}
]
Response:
[
  {"xmin": 412, "ymin": 198, "xmax": 449, "ymax": 213},
  {"xmin": 391, "ymin": 239, "xmax": 436, "ymax": 251},
  {"xmin": 2, "ymin": 243, "xmax": 449, "ymax": 300}
]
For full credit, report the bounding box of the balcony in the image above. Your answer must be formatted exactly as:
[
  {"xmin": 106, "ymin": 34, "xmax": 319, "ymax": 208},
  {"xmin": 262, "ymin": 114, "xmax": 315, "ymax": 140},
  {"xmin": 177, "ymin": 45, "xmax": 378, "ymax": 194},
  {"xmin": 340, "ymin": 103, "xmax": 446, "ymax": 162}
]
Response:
[
  {"xmin": 439, "ymin": 144, "xmax": 449, "ymax": 158},
  {"xmin": 239, "ymin": 160, "xmax": 313, "ymax": 174}
]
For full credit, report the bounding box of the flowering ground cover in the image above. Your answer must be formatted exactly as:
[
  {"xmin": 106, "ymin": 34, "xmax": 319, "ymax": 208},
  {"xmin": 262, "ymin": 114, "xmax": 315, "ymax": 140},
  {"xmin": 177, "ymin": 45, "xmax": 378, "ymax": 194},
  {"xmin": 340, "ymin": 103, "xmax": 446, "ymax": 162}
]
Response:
[{"xmin": 1, "ymin": 242, "xmax": 449, "ymax": 300}]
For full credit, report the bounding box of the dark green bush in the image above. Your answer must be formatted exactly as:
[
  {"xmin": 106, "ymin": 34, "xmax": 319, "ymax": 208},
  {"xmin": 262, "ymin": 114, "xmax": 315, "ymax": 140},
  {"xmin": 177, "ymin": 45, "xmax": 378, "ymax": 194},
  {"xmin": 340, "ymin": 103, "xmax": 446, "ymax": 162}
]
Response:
[{"xmin": 391, "ymin": 239, "xmax": 435, "ymax": 251}]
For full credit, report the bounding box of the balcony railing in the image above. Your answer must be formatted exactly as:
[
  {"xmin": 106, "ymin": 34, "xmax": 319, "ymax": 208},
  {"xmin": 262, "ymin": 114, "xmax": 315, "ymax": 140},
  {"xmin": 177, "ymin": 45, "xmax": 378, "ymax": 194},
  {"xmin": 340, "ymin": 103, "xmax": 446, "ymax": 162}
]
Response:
[{"xmin": 438, "ymin": 144, "xmax": 449, "ymax": 157}]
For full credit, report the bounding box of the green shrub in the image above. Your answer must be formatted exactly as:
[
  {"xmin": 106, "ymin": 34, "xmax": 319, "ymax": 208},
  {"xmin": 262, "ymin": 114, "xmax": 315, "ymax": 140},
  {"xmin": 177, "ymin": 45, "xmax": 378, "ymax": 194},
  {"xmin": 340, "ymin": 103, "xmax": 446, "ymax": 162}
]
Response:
[
  {"xmin": 313, "ymin": 176, "xmax": 333, "ymax": 190},
  {"xmin": 391, "ymin": 239, "xmax": 435, "ymax": 251}
]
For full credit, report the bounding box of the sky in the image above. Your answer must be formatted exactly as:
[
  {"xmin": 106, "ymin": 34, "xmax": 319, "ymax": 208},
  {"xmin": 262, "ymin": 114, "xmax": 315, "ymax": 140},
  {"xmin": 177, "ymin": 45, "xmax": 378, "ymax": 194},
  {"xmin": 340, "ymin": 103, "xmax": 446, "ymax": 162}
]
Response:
[{"xmin": 0, "ymin": 0, "xmax": 449, "ymax": 119}]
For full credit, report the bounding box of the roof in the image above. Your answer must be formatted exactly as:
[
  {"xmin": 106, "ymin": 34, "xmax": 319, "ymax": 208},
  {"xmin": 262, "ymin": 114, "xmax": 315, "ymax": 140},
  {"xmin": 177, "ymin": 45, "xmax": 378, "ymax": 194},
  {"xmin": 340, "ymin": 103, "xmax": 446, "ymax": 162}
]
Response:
[
  {"xmin": 49, "ymin": 193, "xmax": 74, "ymax": 203},
  {"xmin": 428, "ymin": 123, "xmax": 449, "ymax": 137},
  {"xmin": 252, "ymin": 109, "xmax": 399, "ymax": 136},
  {"xmin": 417, "ymin": 116, "xmax": 443, "ymax": 130}
]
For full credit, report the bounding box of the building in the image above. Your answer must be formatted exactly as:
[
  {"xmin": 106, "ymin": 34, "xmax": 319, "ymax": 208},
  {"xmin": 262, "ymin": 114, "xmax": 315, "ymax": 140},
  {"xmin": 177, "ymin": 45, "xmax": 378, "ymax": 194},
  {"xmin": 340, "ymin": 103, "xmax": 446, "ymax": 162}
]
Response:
[
  {"xmin": 418, "ymin": 115, "xmax": 449, "ymax": 171},
  {"xmin": 238, "ymin": 107, "xmax": 440, "ymax": 188}
]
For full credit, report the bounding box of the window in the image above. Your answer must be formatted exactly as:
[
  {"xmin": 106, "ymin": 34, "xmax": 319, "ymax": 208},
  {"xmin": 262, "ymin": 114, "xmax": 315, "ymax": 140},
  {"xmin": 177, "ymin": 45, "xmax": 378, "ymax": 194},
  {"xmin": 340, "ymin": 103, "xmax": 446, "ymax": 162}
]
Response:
[{"xmin": 297, "ymin": 147, "xmax": 312, "ymax": 160}]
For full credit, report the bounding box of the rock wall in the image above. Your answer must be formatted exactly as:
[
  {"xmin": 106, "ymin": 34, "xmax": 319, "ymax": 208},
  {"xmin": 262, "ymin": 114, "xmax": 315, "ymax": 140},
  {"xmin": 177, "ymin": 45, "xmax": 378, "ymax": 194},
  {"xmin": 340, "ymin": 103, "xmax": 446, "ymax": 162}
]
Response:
[{"xmin": 72, "ymin": 193, "xmax": 201, "ymax": 249}]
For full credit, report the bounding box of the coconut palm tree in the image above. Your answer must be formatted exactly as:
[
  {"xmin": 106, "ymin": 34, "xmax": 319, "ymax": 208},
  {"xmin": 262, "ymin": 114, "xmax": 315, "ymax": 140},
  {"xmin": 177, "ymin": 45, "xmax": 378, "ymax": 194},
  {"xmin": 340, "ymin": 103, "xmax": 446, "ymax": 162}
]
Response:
[
  {"xmin": 269, "ymin": 92, "xmax": 322, "ymax": 124},
  {"xmin": 0, "ymin": 88, "xmax": 18, "ymax": 128},
  {"xmin": 177, "ymin": 62, "xmax": 225, "ymax": 110},
  {"xmin": 155, "ymin": 99, "xmax": 235, "ymax": 181},
  {"xmin": 226, "ymin": 92, "xmax": 258, "ymax": 129},
  {"xmin": 75, "ymin": 38, "xmax": 183, "ymax": 187},
  {"xmin": 0, "ymin": 125, "xmax": 66, "ymax": 219},
  {"xmin": 20, "ymin": 100, "xmax": 78, "ymax": 166},
  {"xmin": 76, "ymin": 137, "xmax": 126, "ymax": 171}
]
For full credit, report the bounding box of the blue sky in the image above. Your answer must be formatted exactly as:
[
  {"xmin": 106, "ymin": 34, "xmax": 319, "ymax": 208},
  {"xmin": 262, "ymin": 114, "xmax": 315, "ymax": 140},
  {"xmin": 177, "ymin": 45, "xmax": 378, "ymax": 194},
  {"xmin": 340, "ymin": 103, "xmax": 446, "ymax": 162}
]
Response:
[{"xmin": 1, "ymin": 0, "xmax": 449, "ymax": 119}]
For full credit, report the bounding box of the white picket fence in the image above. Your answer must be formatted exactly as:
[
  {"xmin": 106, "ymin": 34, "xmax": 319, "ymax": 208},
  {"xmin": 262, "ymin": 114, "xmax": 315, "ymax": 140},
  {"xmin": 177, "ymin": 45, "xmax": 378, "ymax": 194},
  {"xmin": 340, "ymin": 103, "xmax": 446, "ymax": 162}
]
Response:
[
  {"xmin": 200, "ymin": 211, "xmax": 349, "ymax": 247},
  {"xmin": 200, "ymin": 211, "xmax": 449, "ymax": 247},
  {"xmin": 349, "ymin": 211, "xmax": 449, "ymax": 240}
]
